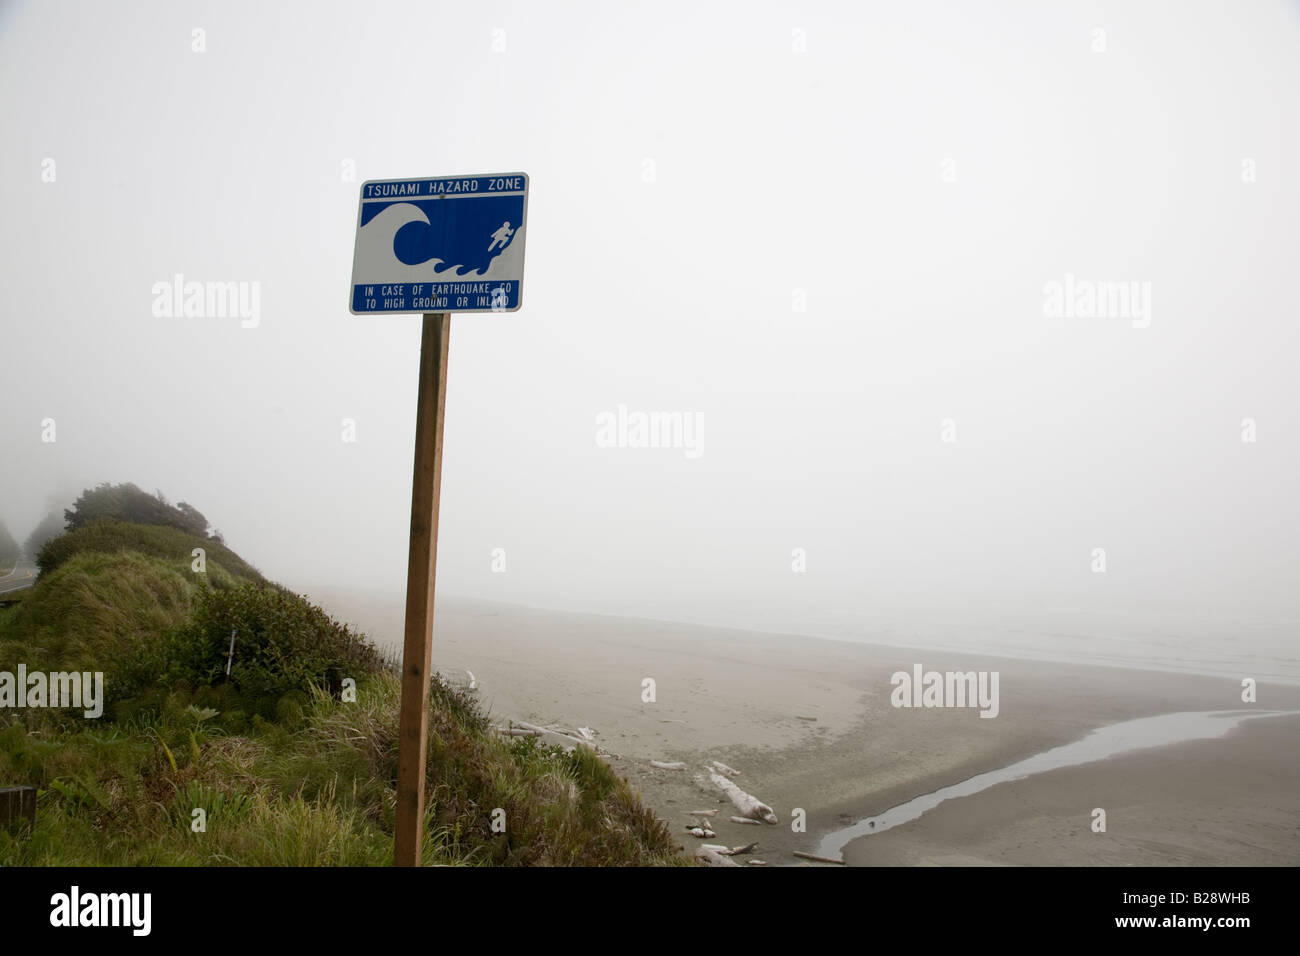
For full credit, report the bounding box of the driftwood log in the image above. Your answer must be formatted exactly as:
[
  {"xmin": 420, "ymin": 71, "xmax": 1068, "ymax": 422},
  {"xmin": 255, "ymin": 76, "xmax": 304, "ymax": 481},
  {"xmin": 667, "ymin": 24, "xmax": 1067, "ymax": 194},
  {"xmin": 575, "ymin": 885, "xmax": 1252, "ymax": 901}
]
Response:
[
  {"xmin": 702, "ymin": 771, "xmax": 779, "ymax": 824},
  {"xmin": 695, "ymin": 847, "xmax": 740, "ymax": 867},
  {"xmin": 700, "ymin": 842, "xmax": 758, "ymax": 856},
  {"xmin": 793, "ymin": 851, "xmax": 845, "ymax": 865},
  {"xmin": 502, "ymin": 721, "xmax": 623, "ymax": 759}
]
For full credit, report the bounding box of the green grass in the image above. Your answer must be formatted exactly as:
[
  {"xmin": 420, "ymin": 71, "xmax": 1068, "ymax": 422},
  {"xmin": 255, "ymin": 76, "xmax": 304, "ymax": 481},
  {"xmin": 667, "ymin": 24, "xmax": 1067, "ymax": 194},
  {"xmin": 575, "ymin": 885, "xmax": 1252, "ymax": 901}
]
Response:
[
  {"xmin": 163, "ymin": 583, "xmax": 381, "ymax": 721},
  {"xmin": 0, "ymin": 550, "xmax": 193, "ymax": 686},
  {"xmin": 37, "ymin": 519, "xmax": 265, "ymax": 587},
  {"xmin": 0, "ymin": 512, "xmax": 684, "ymax": 866},
  {"xmin": 0, "ymin": 673, "xmax": 684, "ymax": 866}
]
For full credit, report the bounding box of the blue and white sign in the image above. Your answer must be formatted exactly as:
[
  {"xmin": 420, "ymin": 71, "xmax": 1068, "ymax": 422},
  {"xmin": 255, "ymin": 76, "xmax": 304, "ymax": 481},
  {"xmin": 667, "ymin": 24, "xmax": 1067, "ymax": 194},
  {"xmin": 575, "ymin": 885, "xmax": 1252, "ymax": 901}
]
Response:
[{"xmin": 349, "ymin": 173, "xmax": 528, "ymax": 314}]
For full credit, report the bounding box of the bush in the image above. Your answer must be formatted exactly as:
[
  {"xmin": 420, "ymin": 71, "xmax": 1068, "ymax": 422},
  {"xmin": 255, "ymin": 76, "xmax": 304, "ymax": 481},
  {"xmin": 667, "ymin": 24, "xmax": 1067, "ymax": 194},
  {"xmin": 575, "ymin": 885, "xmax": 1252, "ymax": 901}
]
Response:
[
  {"xmin": 64, "ymin": 482, "xmax": 213, "ymax": 538},
  {"xmin": 166, "ymin": 585, "xmax": 382, "ymax": 717}
]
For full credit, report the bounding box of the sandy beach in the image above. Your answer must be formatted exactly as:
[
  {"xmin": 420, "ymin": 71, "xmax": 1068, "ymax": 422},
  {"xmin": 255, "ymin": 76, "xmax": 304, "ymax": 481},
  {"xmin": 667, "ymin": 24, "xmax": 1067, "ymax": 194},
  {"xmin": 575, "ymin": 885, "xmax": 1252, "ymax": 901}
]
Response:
[{"xmin": 304, "ymin": 587, "xmax": 1300, "ymax": 867}]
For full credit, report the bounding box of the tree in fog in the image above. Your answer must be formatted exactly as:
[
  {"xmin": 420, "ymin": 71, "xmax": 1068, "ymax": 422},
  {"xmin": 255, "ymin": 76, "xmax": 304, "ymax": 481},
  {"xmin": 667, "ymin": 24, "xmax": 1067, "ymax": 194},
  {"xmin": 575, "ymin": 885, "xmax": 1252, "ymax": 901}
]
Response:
[
  {"xmin": 23, "ymin": 509, "xmax": 67, "ymax": 558},
  {"xmin": 0, "ymin": 520, "xmax": 19, "ymax": 568},
  {"xmin": 64, "ymin": 482, "xmax": 213, "ymax": 538}
]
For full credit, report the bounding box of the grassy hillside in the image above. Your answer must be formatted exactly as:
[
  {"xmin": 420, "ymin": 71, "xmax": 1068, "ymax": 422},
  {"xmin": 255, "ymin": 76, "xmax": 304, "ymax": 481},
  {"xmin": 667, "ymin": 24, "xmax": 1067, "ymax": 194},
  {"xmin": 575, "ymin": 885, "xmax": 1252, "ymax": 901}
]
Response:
[
  {"xmin": 3, "ymin": 519, "xmax": 271, "ymax": 718},
  {"xmin": 1, "ymin": 671, "xmax": 682, "ymax": 866},
  {"xmin": 0, "ymin": 551, "xmax": 192, "ymax": 706},
  {"xmin": 37, "ymin": 519, "xmax": 265, "ymax": 587},
  {"xmin": 0, "ymin": 495, "xmax": 683, "ymax": 866}
]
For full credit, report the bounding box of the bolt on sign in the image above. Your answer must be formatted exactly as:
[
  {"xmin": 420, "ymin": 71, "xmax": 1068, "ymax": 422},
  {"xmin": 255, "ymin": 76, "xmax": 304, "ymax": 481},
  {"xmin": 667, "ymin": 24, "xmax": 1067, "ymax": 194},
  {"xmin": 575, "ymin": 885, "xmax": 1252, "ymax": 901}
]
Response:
[
  {"xmin": 349, "ymin": 173, "xmax": 529, "ymax": 867},
  {"xmin": 350, "ymin": 173, "xmax": 528, "ymax": 314}
]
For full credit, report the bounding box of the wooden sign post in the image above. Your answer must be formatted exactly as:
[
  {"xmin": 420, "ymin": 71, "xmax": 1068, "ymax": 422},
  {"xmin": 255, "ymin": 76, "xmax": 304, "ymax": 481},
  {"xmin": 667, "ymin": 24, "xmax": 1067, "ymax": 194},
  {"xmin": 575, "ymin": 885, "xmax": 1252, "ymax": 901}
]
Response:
[
  {"xmin": 349, "ymin": 172, "xmax": 527, "ymax": 867},
  {"xmin": 393, "ymin": 312, "xmax": 451, "ymax": 867}
]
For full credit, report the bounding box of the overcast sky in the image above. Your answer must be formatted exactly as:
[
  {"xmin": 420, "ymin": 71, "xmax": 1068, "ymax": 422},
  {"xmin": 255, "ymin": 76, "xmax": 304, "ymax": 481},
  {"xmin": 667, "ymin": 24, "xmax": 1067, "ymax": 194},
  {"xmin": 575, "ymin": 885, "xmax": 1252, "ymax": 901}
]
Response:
[{"xmin": 2, "ymin": 1, "xmax": 1297, "ymax": 659}]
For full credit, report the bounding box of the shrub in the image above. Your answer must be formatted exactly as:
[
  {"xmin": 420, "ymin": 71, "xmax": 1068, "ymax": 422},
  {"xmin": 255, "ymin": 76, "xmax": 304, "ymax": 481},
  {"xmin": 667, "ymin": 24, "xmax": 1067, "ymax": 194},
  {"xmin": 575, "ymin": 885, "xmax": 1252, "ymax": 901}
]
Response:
[
  {"xmin": 165, "ymin": 585, "xmax": 381, "ymax": 717},
  {"xmin": 64, "ymin": 482, "xmax": 213, "ymax": 538}
]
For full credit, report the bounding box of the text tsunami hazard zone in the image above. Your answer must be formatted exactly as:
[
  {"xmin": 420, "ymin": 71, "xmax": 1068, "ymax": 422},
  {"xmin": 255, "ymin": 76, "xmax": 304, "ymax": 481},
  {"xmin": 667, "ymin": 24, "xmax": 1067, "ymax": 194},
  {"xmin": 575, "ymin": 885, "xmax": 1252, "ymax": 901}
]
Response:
[{"xmin": 349, "ymin": 173, "xmax": 529, "ymax": 314}]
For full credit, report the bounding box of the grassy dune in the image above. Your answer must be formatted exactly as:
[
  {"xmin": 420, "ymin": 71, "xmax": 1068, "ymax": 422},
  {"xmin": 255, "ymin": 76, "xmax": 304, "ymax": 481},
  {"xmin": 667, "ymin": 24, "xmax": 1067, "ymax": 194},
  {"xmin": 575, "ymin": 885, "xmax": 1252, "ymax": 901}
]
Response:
[
  {"xmin": 2, "ymin": 670, "xmax": 682, "ymax": 866},
  {"xmin": 0, "ymin": 551, "xmax": 192, "ymax": 679},
  {"xmin": 0, "ymin": 513, "xmax": 682, "ymax": 866},
  {"xmin": 36, "ymin": 519, "xmax": 266, "ymax": 586}
]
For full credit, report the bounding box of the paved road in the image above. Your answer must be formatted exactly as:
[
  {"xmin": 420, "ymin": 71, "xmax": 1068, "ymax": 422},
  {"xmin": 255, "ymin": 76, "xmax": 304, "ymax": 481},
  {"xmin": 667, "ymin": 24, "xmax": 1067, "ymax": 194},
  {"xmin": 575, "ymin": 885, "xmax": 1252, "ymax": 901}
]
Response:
[{"xmin": 0, "ymin": 560, "xmax": 38, "ymax": 596}]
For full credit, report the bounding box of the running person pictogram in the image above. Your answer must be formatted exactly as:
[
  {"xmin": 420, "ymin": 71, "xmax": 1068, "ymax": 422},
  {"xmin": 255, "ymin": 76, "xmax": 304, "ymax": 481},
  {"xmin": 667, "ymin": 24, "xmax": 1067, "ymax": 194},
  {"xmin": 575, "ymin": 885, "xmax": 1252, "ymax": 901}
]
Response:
[{"xmin": 488, "ymin": 221, "xmax": 514, "ymax": 252}]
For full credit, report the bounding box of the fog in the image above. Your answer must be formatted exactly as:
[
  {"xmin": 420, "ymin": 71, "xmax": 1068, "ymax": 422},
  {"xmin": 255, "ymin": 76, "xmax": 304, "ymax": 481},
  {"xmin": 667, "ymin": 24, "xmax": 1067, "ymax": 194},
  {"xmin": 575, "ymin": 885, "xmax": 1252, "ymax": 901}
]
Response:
[{"xmin": 2, "ymin": 1, "xmax": 1297, "ymax": 669}]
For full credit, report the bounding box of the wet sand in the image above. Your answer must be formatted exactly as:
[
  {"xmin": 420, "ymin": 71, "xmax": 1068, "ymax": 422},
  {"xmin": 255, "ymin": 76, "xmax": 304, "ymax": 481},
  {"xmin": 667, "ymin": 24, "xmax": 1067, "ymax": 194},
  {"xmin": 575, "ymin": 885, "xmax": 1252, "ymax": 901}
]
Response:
[
  {"xmin": 840, "ymin": 713, "xmax": 1300, "ymax": 866},
  {"xmin": 303, "ymin": 587, "xmax": 1300, "ymax": 867}
]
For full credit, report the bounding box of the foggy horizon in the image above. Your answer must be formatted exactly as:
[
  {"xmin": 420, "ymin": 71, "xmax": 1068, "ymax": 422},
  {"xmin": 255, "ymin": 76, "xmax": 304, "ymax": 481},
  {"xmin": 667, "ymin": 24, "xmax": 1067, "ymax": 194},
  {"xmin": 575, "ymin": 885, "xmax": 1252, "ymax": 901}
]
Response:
[{"xmin": 4, "ymin": 0, "xmax": 1298, "ymax": 668}]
